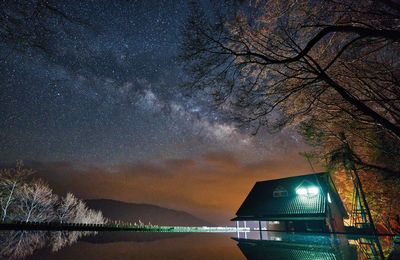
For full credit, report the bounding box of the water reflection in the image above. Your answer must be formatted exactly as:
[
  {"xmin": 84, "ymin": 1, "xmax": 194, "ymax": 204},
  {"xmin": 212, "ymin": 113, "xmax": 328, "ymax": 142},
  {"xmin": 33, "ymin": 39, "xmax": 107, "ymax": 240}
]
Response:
[
  {"xmin": 233, "ymin": 231, "xmax": 358, "ymax": 259},
  {"xmin": 0, "ymin": 230, "xmax": 96, "ymax": 259},
  {"xmin": 0, "ymin": 230, "xmax": 396, "ymax": 259},
  {"xmin": 33, "ymin": 232, "xmax": 243, "ymax": 260},
  {"xmin": 232, "ymin": 231, "xmax": 398, "ymax": 259}
]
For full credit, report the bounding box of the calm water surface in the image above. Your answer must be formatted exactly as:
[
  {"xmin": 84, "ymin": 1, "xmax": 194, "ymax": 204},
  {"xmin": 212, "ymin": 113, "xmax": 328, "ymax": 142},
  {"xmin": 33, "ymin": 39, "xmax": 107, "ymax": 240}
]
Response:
[{"xmin": 0, "ymin": 230, "xmax": 396, "ymax": 259}]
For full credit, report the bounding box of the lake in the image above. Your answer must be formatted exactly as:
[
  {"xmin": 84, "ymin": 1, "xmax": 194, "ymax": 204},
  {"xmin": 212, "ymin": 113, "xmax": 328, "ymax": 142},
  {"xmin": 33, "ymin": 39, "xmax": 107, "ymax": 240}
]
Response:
[{"xmin": 0, "ymin": 230, "xmax": 396, "ymax": 259}]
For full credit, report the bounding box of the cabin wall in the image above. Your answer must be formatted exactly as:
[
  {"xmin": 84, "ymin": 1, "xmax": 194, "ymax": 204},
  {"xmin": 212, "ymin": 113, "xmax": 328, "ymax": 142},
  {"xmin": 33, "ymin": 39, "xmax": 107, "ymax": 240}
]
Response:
[
  {"xmin": 267, "ymin": 220, "xmax": 326, "ymax": 232},
  {"xmin": 328, "ymin": 200, "xmax": 346, "ymax": 232},
  {"xmin": 267, "ymin": 221, "xmax": 286, "ymax": 231},
  {"xmin": 290, "ymin": 220, "xmax": 326, "ymax": 232}
]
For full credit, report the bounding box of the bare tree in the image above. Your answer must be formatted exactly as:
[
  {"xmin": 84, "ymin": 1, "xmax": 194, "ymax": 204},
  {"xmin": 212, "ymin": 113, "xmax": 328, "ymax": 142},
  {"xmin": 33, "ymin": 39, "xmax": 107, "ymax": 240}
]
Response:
[
  {"xmin": 180, "ymin": 0, "xmax": 400, "ymax": 174},
  {"xmin": 71, "ymin": 200, "xmax": 105, "ymax": 224},
  {"xmin": 56, "ymin": 192, "xmax": 105, "ymax": 224},
  {"xmin": 85, "ymin": 208, "xmax": 105, "ymax": 224},
  {"xmin": 16, "ymin": 180, "xmax": 57, "ymax": 222},
  {"xmin": 0, "ymin": 0, "xmax": 90, "ymax": 59},
  {"xmin": 1, "ymin": 163, "xmax": 106, "ymax": 228},
  {"xmin": 0, "ymin": 161, "xmax": 33, "ymax": 221},
  {"xmin": 56, "ymin": 192, "xmax": 79, "ymax": 223}
]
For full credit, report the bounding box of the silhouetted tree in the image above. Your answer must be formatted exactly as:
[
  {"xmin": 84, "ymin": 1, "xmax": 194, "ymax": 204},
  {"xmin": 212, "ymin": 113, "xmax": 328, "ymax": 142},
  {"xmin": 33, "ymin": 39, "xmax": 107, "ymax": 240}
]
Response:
[
  {"xmin": 0, "ymin": 0, "xmax": 89, "ymax": 58},
  {"xmin": 181, "ymin": 0, "xmax": 400, "ymax": 174}
]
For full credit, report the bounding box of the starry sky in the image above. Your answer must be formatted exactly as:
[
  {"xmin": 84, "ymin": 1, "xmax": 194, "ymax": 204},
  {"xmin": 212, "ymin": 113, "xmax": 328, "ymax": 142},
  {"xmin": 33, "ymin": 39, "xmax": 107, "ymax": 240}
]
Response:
[{"xmin": 0, "ymin": 0, "xmax": 312, "ymax": 224}]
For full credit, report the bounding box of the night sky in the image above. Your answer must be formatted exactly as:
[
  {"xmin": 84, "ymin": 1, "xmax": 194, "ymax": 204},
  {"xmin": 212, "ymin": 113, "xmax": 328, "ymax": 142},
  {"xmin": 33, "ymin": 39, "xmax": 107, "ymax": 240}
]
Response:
[{"xmin": 0, "ymin": 0, "xmax": 311, "ymax": 223}]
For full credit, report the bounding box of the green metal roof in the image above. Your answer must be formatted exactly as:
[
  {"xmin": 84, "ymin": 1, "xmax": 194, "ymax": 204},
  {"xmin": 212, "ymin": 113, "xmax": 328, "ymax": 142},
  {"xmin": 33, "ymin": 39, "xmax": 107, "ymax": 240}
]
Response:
[
  {"xmin": 233, "ymin": 172, "xmax": 346, "ymax": 220},
  {"xmin": 274, "ymin": 194, "xmax": 325, "ymax": 215},
  {"xmin": 234, "ymin": 194, "xmax": 326, "ymax": 220}
]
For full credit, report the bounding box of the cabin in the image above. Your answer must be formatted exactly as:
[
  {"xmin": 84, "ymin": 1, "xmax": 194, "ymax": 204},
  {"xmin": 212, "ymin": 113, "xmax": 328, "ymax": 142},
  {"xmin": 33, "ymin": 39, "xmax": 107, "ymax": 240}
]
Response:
[{"xmin": 232, "ymin": 172, "xmax": 347, "ymax": 233}]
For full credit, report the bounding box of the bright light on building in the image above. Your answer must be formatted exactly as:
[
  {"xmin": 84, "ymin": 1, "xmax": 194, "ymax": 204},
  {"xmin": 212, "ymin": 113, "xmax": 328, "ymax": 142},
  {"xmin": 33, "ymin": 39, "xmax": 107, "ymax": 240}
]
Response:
[
  {"xmin": 296, "ymin": 187, "xmax": 308, "ymax": 195},
  {"xmin": 307, "ymin": 187, "xmax": 319, "ymax": 195},
  {"xmin": 327, "ymin": 192, "xmax": 332, "ymax": 203},
  {"xmin": 296, "ymin": 186, "xmax": 319, "ymax": 196}
]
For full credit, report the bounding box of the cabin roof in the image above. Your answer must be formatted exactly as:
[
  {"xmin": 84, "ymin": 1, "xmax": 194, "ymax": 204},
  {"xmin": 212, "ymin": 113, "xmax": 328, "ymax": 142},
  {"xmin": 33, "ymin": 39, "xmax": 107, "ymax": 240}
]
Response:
[{"xmin": 232, "ymin": 172, "xmax": 347, "ymax": 221}]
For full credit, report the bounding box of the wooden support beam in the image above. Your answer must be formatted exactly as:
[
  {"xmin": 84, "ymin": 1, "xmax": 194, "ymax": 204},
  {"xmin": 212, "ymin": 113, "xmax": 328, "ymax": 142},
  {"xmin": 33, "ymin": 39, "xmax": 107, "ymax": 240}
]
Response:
[{"xmin": 236, "ymin": 221, "xmax": 239, "ymax": 239}]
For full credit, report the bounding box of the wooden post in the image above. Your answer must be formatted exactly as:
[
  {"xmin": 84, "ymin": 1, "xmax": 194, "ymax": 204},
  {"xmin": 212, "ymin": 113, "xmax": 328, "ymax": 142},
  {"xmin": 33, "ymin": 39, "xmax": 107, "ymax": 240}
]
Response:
[
  {"xmin": 265, "ymin": 221, "xmax": 269, "ymax": 240},
  {"xmin": 243, "ymin": 221, "xmax": 247, "ymax": 239},
  {"xmin": 236, "ymin": 221, "xmax": 240, "ymax": 238}
]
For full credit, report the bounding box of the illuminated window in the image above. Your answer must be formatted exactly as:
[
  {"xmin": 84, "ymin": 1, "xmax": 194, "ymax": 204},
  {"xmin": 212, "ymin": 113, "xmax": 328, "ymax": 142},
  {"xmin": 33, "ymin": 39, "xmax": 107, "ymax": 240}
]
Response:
[{"xmin": 327, "ymin": 192, "xmax": 332, "ymax": 203}]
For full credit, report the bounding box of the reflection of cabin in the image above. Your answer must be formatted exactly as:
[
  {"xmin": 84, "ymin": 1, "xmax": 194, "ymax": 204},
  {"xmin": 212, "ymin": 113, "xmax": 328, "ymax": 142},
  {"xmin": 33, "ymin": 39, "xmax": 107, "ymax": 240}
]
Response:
[
  {"xmin": 234, "ymin": 238, "xmax": 338, "ymax": 260},
  {"xmin": 233, "ymin": 233, "xmax": 358, "ymax": 260},
  {"xmin": 232, "ymin": 172, "xmax": 347, "ymax": 232}
]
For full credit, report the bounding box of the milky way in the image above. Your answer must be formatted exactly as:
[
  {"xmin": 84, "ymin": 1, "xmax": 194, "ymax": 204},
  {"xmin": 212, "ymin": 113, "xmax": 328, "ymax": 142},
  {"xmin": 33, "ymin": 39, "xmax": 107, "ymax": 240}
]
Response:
[
  {"xmin": 0, "ymin": 0, "xmax": 304, "ymax": 165},
  {"xmin": 0, "ymin": 0, "xmax": 314, "ymax": 224}
]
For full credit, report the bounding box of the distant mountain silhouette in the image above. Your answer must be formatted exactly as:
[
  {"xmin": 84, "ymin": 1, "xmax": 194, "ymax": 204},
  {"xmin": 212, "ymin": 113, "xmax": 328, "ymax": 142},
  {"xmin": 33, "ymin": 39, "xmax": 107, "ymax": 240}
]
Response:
[{"xmin": 85, "ymin": 199, "xmax": 212, "ymax": 226}]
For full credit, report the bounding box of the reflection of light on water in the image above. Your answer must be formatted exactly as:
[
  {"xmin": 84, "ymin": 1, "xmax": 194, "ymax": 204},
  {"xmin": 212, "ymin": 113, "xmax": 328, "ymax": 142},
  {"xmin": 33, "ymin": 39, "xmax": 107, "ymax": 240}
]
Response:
[
  {"xmin": 270, "ymin": 236, "xmax": 281, "ymax": 241},
  {"xmin": 232, "ymin": 231, "xmax": 399, "ymax": 259}
]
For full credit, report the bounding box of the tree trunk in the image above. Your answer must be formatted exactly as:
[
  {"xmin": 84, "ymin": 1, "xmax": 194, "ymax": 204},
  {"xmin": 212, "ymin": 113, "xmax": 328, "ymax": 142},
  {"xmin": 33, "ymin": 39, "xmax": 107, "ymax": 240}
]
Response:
[{"xmin": 2, "ymin": 182, "xmax": 16, "ymax": 221}]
